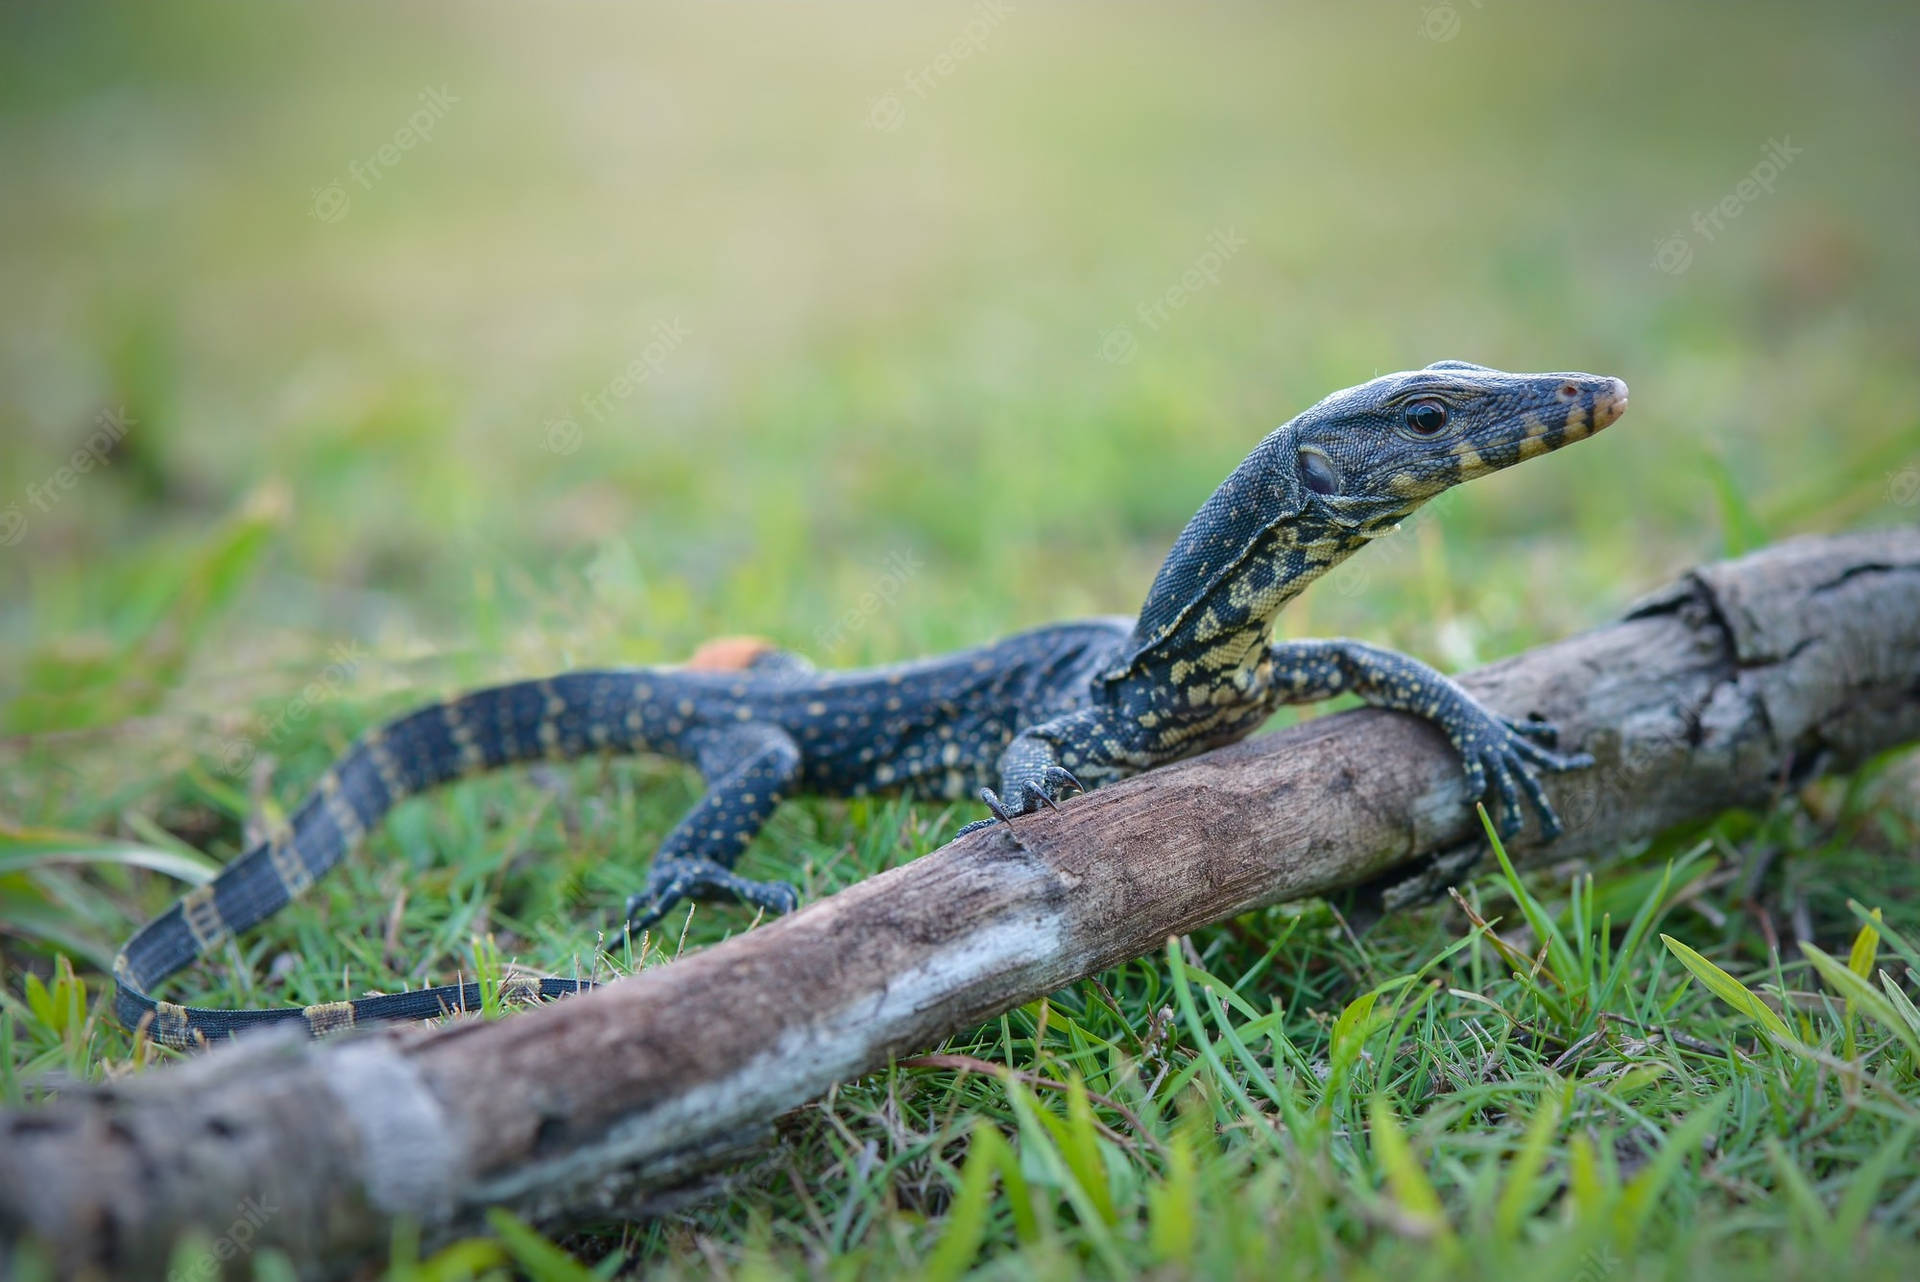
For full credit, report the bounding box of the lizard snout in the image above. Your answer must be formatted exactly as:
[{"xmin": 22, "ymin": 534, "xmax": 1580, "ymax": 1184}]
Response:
[
  {"xmin": 1593, "ymin": 377, "xmax": 1629, "ymax": 429},
  {"xmin": 1555, "ymin": 375, "xmax": 1629, "ymax": 441}
]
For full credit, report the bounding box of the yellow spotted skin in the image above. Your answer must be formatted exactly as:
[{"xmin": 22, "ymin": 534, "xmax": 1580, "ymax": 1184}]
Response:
[{"xmin": 114, "ymin": 361, "xmax": 1624, "ymax": 1047}]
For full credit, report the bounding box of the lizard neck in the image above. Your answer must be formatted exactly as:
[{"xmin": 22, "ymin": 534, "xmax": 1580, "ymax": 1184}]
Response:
[
  {"xmin": 1120, "ymin": 516, "xmax": 1364, "ymax": 702},
  {"xmin": 1109, "ymin": 423, "xmax": 1372, "ymax": 696}
]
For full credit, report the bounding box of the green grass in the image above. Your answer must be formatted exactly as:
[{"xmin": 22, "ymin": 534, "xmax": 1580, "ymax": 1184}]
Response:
[{"xmin": 3, "ymin": 2, "xmax": 1920, "ymax": 1278}]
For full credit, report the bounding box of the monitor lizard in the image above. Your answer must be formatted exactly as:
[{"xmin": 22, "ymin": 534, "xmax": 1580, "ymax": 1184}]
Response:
[{"xmin": 113, "ymin": 360, "xmax": 1628, "ymax": 1046}]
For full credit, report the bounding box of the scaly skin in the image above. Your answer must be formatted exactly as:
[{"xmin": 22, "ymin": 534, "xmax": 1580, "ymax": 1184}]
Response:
[{"xmin": 114, "ymin": 361, "xmax": 1627, "ymax": 1046}]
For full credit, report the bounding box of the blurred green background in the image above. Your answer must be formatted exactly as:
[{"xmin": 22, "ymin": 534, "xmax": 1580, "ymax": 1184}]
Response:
[
  {"xmin": 2, "ymin": 2, "xmax": 1920, "ymax": 1275},
  {"xmin": 3, "ymin": 0, "xmax": 1915, "ymax": 736}
]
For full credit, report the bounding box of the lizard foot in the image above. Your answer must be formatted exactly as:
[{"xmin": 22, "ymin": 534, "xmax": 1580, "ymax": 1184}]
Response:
[
  {"xmin": 1453, "ymin": 710, "xmax": 1592, "ymax": 841},
  {"xmin": 623, "ymin": 859, "xmax": 799, "ymax": 933},
  {"xmin": 955, "ymin": 765, "xmax": 1086, "ymax": 838}
]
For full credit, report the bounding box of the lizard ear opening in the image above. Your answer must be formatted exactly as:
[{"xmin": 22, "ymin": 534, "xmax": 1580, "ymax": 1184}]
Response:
[{"xmin": 1298, "ymin": 448, "xmax": 1341, "ymax": 495}]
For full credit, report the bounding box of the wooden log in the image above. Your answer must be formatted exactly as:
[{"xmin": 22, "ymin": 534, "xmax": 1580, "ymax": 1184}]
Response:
[{"xmin": 4, "ymin": 528, "xmax": 1917, "ymax": 1279}]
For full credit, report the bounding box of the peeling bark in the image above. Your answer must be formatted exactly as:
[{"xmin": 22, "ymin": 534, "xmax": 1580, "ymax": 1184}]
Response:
[{"xmin": 3, "ymin": 529, "xmax": 1917, "ymax": 1280}]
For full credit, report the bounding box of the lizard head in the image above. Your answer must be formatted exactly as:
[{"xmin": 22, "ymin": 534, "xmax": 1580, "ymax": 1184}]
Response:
[
  {"xmin": 1111, "ymin": 361, "xmax": 1626, "ymax": 681},
  {"xmin": 1289, "ymin": 360, "xmax": 1629, "ymax": 537}
]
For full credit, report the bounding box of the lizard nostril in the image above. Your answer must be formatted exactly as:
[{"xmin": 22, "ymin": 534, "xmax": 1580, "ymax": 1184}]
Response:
[{"xmin": 1557, "ymin": 383, "xmax": 1581, "ymax": 402}]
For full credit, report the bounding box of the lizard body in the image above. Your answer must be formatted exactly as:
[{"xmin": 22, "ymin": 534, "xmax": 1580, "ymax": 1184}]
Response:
[{"xmin": 114, "ymin": 362, "xmax": 1627, "ymax": 1046}]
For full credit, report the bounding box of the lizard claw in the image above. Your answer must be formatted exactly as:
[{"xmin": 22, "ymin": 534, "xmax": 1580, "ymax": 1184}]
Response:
[
  {"xmin": 1018, "ymin": 766, "xmax": 1088, "ymax": 814},
  {"xmin": 949, "ymin": 788, "xmax": 1025, "ymax": 842},
  {"xmin": 955, "ymin": 786, "xmax": 1027, "ymax": 838},
  {"xmin": 958, "ymin": 765, "xmax": 1087, "ymax": 839},
  {"xmin": 1451, "ymin": 708, "xmax": 1590, "ymax": 841},
  {"xmin": 1023, "ymin": 783, "xmax": 1059, "ymax": 812},
  {"xmin": 977, "ymin": 787, "xmax": 1018, "ymax": 825},
  {"xmin": 1042, "ymin": 765, "xmax": 1087, "ymax": 797}
]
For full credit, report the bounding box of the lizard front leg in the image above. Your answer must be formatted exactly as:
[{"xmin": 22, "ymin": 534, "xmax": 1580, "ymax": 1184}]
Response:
[
  {"xmin": 954, "ymin": 712, "xmax": 1102, "ymax": 837},
  {"xmin": 1266, "ymin": 638, "xmax": 1591, "ymax": 839}
]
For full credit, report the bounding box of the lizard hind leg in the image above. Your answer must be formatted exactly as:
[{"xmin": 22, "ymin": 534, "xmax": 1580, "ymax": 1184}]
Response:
[{"xmin": 622, "ymin": 722, "xmax": 803, "ymax": 932}]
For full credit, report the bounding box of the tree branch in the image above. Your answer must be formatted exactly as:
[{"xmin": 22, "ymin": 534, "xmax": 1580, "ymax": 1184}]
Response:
[{"xmin": 5, "ymin": 529, "xmax": 1918, "ymax": 1278}]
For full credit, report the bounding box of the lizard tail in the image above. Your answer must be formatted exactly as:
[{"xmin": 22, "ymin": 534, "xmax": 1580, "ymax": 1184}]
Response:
[{"xmin": 114, "ymin": 669, "xmax": 685, "ymax": 1048}]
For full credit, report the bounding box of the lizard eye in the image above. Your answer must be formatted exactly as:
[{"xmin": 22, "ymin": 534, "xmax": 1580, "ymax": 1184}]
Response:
[
  {"xmin": 1404, "ymin": 399, "xmax": 1449, "ymax": 437},
  {"xmin": 1298, "ymin": 448, "xmax": 1340, "ymax": 495}
]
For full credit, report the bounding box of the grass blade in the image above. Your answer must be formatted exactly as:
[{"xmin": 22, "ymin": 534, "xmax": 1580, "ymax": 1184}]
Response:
[
  {"xmin": 923, "ymin": 1121, "xmax": 1001, "ymax": 1282},
  {"xmin": 1660, "ymin": 935, "xmax": 1791, "ymax": 1041},
  {"xmin": 1800, "ymin": 943, "xmax": 1920, "ymax": 1062},
  {"xmin": 1368, "ymin": 1095, "xmax": 1453, "ymax": 1244},
  {"xmin": 1493, "ymin": 1087, "xmax": 1562, "ymax": 1238}
]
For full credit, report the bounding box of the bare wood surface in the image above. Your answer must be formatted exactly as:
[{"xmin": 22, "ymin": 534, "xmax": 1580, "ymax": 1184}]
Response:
[{"xmin": 3, "ymin": 528, "xmax": 1917, "ymax": 1279}]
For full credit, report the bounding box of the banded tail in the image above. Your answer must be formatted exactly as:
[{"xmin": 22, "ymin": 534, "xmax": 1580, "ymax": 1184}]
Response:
[{"xmin": 115, "ymin": 669, "xmax": 680, "ymax": 1047}]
